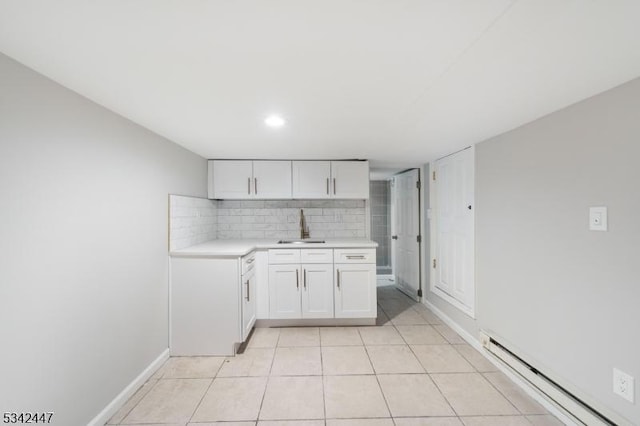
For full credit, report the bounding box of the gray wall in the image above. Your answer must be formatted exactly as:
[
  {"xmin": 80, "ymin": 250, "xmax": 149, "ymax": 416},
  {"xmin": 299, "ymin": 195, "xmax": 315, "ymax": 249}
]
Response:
[
  {"xmin": 425, "ymin": 77, "xmax": 640, "ymax": 423},
  {"xmin": 0, "ymin": 53, "xmax": 207, "ymax": 425}
]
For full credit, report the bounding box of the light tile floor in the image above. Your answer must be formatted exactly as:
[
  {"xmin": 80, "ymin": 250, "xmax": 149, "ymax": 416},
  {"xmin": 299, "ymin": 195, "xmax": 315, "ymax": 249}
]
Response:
[{"xmin": 107, "ymin": 284, "xmax": 566, "ymax": 426}]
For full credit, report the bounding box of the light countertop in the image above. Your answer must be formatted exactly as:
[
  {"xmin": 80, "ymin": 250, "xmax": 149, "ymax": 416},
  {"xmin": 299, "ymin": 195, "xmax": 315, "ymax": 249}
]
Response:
[{"xmin": 170, "ymin": 238, "xmax": 378, "ymax": 257}]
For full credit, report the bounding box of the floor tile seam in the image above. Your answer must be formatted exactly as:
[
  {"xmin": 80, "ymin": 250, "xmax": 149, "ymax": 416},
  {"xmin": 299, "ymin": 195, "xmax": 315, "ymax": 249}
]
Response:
[
  {"xmin": 478, "ymin": 371, "xmax": 529, "ymax": 416},
  {"xmin": 407, "ymin": 343, "xmax": 476, "ymax": 374},
  {"xmin": 361, "ymin": 344, "xmax": 392, "ymax": 418},
  {"xmin": 184, "ymin": 376, "xmax": 215, "ymax": 425},
  {"xmin": 255, "ymin": 375, "xmax": 274, "ymax": 422},
  {"xmin": 425, "ymin": 372, "xmax": 463, "ymax": 418},
  {"xmin": 319, "ymin": 343, "xmax": 366, "ymax": 347},
  {"xmin": 319, "ymin": 345, "xmax": 328, "ymax": 423},
  {"xmin": 253, "ymin": 341, "xmax": 280, "ymax": 422},
  {"xmin": 450, "ymin": 343, "xmax": 485, "ymax": 373},
  {"xmin": 432, "ymin": 324, "xmax": 456, "ymax": 344},
  {"xmin": 372, "ymin": 369, "xmax": 396, "ymax": 418}
]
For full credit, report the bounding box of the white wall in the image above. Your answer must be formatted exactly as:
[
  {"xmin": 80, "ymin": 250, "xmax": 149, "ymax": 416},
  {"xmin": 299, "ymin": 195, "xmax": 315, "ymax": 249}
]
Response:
[
  {"xmin": 0, "ymin": 53, "xmax": 207, "ymax": 425},
  {"xmin": 425, "ymin": 77, "xmax": 640, "ymax": 423}
]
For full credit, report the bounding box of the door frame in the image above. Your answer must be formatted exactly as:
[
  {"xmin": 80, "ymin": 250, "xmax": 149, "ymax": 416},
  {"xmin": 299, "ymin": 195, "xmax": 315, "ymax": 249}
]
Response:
[
  {"xmin": 428, "ymin": 146, "xmax": 476, "ymax": 318},
  {"xmin": 390, "ymin": 168, "xmax": 423, "ymax": 301}
]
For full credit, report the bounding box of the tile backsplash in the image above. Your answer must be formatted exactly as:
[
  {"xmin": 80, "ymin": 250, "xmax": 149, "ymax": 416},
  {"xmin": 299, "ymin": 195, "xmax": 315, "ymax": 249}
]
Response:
[
  {"xmin": 169, "ymin": 197, "xmax": 368, "ymax": 248},
  {"xmin": 169, "ymin": 195, "xmax": 217, "ymax": 250},
  {"xmin": 217, "ymin": 200, "xmax": 367, "ymax": 239}
]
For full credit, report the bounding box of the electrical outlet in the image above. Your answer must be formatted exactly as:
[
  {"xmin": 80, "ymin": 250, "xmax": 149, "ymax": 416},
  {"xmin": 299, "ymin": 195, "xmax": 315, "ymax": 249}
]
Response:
[{"xmin": 613, "ymin": 368, "xmax": 635, "ymax": 403}]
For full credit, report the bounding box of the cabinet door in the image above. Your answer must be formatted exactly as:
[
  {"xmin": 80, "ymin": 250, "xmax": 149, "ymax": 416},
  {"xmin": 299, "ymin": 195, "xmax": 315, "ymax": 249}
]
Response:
[
  {"xmin": 242, "ymin": 270, "xmax": 257, "ymax": 341},
  {"xmin": 301, "ymin": 264, "xmax": 334, "ymax": 319},
  {"xmin": 331, "ymin": 161, "xmax": 370, "ymax": 199},
  {"xmin": 292, "ymin": 161, "xmax": 331, "ymax": 199},
  {"xmin": 269, "ymin": 264, "xmax": 302, "ymax": 319},
  {"xmin": 253, "ymin": 160, "xmax": 292, "ymax": 199},
  {"xmin": 334, "ymin": 263, "xmax": 376, "ymax": 318},
  {"xmin": 212, "ymin": 160, "xmax": 253, "ymax": 199}
]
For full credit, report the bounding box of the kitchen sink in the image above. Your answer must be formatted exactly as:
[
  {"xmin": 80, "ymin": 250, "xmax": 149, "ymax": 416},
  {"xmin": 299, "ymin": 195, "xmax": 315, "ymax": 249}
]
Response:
[{"xmin": 277, "ymin": 239, "xmax": 326, "ymax": 244}]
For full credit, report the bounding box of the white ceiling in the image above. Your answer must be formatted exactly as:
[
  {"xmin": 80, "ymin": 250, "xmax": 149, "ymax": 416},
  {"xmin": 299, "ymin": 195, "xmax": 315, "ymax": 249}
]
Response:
[{"xmin": 1, "ymin": 1, "xmax": 639, "ymax": 166}]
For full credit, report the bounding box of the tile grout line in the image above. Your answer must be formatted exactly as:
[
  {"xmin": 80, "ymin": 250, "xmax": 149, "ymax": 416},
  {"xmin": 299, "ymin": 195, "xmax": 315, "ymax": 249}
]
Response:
[
  {"xmin": 359, "ymin": 327, "xmax": 394, "ymax": 420},
  {"xmin": 254, "ymin": 328, "xmax": 281, "ymax": 423},
  {"xmin": 183, "ymin": 359, "xmax": 221, "ymax": 425},
  {"xmin": 480, "ymin": 370, "xmax": 529, "ymax": 416}
]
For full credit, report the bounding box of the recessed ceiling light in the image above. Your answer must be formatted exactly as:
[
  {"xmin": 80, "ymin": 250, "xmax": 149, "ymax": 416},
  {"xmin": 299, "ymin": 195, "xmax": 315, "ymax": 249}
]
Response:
[{"xmin": 265, "ymin": 115, "xmax": 285, "ymax": 128}]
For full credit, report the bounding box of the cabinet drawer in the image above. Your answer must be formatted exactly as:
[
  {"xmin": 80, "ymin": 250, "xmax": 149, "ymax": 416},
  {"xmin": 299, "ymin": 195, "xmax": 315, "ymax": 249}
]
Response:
[
  {"xmin": 301, "ymin": 249, "xmax": 333, "ymax": 263},
  {"xmin": 242, "ymin": 252, "xmax": 256, "ymax": 274},
  {"xmin": 268, "ymin": 249, "xmax": 301, "ymax": 264},
  {"xmin": 334, "ymin": 248, "xmax": 376, "ymax": 264}
]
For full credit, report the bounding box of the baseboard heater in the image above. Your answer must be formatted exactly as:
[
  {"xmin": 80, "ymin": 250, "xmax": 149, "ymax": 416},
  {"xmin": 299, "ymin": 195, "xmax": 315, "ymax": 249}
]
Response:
[{"xmin": 481, "ymin": 332, "xmax": 627, "ymax": 426}]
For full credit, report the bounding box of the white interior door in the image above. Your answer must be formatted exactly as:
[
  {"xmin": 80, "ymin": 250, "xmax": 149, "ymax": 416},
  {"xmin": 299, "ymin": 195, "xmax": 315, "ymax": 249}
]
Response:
[
  {"xmin": 433, "ymin": 147, "xmax": 475, "ymax": 316},
  {"xmin": 392, "ymin": 169, "xmax": 421, "ymax": 300}
]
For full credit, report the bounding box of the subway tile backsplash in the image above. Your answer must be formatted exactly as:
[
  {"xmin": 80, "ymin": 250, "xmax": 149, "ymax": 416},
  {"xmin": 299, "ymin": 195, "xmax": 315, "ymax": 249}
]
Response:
[
  {"xmin": 216, "ymin": 199, "xmax": 367, "ymax": 239},
  {"xmin": 169, "ymin": 195, "xmax": 217, "ymax": 250},
  {"xmin": 169, "ymin": 197, "xmax": 368, "ymax": 247}
]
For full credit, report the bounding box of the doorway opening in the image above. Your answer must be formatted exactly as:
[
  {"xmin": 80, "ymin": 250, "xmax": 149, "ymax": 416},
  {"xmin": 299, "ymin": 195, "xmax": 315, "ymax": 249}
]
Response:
[
  {"xmin": 369, "ymin": 180, "xmax": 393, "ymax": 275},
  {"xmin": 391, "ymin": 169, "xmax": 422, "ymax": 301}
]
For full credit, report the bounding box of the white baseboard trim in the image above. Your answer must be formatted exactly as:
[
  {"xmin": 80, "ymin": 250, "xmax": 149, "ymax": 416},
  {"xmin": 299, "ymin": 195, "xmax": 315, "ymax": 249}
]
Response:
[
  {"xmin": 423, "ymin": 299, "xmax": 577, "ymax": 426},
  {"xmin": 87, "ymin": 348, "xmax": 170, "ymax": 426}
]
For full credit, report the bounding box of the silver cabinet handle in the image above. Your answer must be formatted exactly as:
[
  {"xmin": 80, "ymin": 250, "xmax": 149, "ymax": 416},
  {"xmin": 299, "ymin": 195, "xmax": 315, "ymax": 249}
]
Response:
[
  {"xmin": 245, "ymin": 280, "xmax": 250, "ymax": 301},
  {"xmin": 346, "ymin": 255, "xmax": 365, "ymax": 259},
  {"xmin": 303, "ymin": 268, "xmax": 307, "ymax": 289},
  {"xmin": 333, "ymin": 178, "xmax": 336, "ymax": 195},
  {"xmin": 246, "ymin": 258, "xmax": 255, "ymax": 264},
  {"xmin": 326, "ymin": 178, "xmax": 329, "ymax": 195},
  {"xmin": 337, "ymin": 269, "xmax": 340, "ymax": 289},
  {"xmin": 247, "ymin": 177, "xmax": 251, "ymax": 194},
  {"xmin": 254, "ymin": 177, "xmax": 258, "ymax": 194},
  {"xmin": 296, "ymin": 269, "xmax": 299, "ymax": 289}
]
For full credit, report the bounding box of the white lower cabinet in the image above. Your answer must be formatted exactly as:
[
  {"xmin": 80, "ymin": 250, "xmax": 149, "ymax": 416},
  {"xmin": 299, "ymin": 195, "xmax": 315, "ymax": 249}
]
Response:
[
  {"xmin": 334, "ymin": 263, "xmax": 377, "ymax": 318},
  {"xmin": 241, "ymin": 264, "xmax": 256, "ymax": 340},
  {"xmin": 170, "ymin": 256, "xmax": 242, "ymax": 356},
  {"xmin": 268, "ymin": 248, "xmax": 376, "ymax": 321},
  {"xmin": 269, "ymin": 263, "xmax": 334, "ymax": 319},
  {"xmin": 269, "ymin": 264, "xmax": 302, "ymax": 319},
  {"xmin": 301, "ymin": 264, "xmax": 334, "ymax": 318}
]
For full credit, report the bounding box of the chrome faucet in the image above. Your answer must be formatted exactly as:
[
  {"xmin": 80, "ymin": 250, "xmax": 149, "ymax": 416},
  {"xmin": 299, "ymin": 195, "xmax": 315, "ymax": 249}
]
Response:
[{"xmin": 299, "ymin": 209, "xmax": 310, "ymax": 239}]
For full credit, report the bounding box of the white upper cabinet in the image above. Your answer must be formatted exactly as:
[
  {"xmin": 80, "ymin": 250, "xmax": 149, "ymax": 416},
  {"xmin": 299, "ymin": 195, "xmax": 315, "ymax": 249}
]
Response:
[
  {"xmin": 292, "ymin": 161, "xmax": 331, "ymax": 199},
  {"xmin": 209, "ymin": 160, "xmax": 292, "ymax": 199},
  {"xmin": 211, "ymin": 160, "xmax": 253, "ymax": 199},
  {"xmin": 331, "ymin": 161, "xmax": 370, "ymax": 199},
  {"xmin": 253, "ymin": 160, "xmax": 292, "ymax": 199},
  {"xmin": 292, "ymin": 160, "xmax": 369, "ymax": 199}
]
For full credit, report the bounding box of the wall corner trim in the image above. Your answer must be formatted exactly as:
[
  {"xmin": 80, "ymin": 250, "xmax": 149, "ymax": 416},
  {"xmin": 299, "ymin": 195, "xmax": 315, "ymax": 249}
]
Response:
[{"xmin": 87, "ymin": 348, "xmax": 170, "ymax": 426}]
